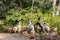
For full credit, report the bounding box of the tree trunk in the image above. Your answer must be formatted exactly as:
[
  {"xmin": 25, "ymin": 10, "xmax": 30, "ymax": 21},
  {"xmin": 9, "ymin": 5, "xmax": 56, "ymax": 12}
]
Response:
[
  {"xmin": 56, "ymin": 1, "xmax": 60, "ymax": 15},
  {"xmin": 53, "ymin": 0, "xmax": 56, "ymax": 11},
  {"xmin": 18, "ymin": 0, "xmax": 22, "ymax": 9},
  {"xmin": 52, "ymin": 0, "xmax": 56, "ymax": 16},
  {"xmin": 31, "ymin": 0, "xmax": 34, "ymax": 13}
]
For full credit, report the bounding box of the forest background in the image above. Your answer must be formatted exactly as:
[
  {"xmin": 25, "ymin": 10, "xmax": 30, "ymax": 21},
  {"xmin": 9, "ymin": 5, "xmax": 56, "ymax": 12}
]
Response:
[{"xmin": 0, "ymin": 0, "xmax": 60, "ymax": 34}]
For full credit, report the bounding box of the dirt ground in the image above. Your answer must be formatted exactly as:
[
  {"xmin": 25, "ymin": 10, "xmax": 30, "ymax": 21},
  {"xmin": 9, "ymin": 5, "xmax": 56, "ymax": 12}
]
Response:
[
  {"xmin": 0, "ymin": 33, "xmax": 60, "ymax": 40},
  {"xmin": 0, "ymin": 33, "xmax": 37, "ymax": 40}
]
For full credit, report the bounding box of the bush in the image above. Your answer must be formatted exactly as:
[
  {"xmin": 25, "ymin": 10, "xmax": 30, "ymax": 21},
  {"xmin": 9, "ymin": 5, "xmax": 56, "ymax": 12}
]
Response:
[{"xmin": 1, "ymin": 8, "xmax": 60, "ymax": 34}]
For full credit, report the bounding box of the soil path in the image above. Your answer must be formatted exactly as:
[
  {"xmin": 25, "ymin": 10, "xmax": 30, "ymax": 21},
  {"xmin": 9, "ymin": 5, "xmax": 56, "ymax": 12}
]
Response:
[
  {"xmin": 0, "ymin": 33, "xmax": 60, "ymax": 40},
  {"xmin": 0, "ymin": 33, "xmax": 36, "ymax": 40}
]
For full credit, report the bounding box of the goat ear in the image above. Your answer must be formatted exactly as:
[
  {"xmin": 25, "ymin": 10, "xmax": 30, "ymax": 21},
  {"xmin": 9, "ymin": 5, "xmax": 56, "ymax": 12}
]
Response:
[{"xmin": 38, "ymin": 16, "xmax": 41, "ymax": 20}]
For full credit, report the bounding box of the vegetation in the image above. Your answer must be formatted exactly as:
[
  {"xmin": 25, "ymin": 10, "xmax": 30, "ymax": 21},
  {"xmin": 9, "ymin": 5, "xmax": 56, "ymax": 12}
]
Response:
[{"xmin": 0, "ymin": 0, "xmax": 60, "ymax": 34}]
